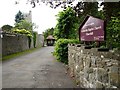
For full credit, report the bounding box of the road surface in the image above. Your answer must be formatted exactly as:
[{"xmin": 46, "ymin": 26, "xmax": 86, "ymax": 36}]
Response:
[{"xmin": 2, "ymin": 46, "xmax": 77, "ymax": 88}]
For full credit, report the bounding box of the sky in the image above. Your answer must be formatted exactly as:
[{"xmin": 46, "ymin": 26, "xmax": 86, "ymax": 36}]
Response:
[
  {"xmin": 0, "ymin": 0, "xmax": 103, "ymax": 34},
  {"xmin": 0, "ymin": 0, "xmax": 63, "ymax": 34}
]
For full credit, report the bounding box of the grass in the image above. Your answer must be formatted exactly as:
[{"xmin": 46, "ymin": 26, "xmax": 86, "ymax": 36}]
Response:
[{"xmin": 1, "ymin": 47, "xmax": 41, "ymax": 62}]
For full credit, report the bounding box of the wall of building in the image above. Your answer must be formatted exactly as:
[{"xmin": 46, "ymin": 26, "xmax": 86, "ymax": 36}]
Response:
[
  {"xmin": 23, "ymin": 10, "xmax": 32, "ymax": 23},
  {"xmin": 68, "ymin": 44, "xmax": 120, "ymax": 88},
  {"xmin": 2, "ymin": 34, "xmax": 44, "ymax": 56}
]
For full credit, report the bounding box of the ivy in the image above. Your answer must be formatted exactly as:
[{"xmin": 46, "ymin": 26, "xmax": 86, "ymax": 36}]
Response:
[
  {"xmin": 12, "ymin": 29, "xmax": 33, "ymax": 37},
  {"xmin": 28, "ymin": 36, "xmax": 32, "ymax": 48},
  {"xmin": 53, "ymin": 7, "xmax": 79, "ymax": 40},
  {"xmin": 33, "ymin": 31, "xmax": 37, "ymax": 48},
  {"xmin": 106, "ymin": 16, "xmax": 120, "ymax": 49}
]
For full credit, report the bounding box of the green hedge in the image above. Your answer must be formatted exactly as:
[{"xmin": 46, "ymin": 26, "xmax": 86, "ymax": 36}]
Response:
[
  {"xmin": 106, "ymin": 16, "xmax": 120, "ymax": 50},
  {"xmin": 54, "ymin": 39, "xmax": 80, "ymax": 64}
]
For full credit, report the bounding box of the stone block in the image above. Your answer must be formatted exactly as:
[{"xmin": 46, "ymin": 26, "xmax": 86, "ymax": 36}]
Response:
[
  {"xmin": 91, "ymin": 56, "xmax": 97, "ymax": 67},
  {"xmin": 84, "ymin": 67, "xmax": 90, "ymax": 80},
  {"xmin": 87, "ymin": 67, "xmax": 94, "ymax": 74},
  {"xmin": 75, "ymin": 72, "xmax": 80, "ymax": 80},
  {"xmin": 79, "ymin": 57, "xmax": 83, "ymax": 63},
  {"xmin": 106, "ymin": 62, "xmax": 113, "ymax": 67},
  {"xmin": 97, "ymin": 68, "xmax": 108, "ymax": 83},
  {"xmin": 99, "ymin": 60, "xmax": 106, "ymax": 68},
  {"xmin": 104, "ymin": 59, "xmax": 111, "ymax": 63},
  {"xmin": 79, "ymin": 71, "xmax": 84, "ymax": 86},
  {"xmin": 84, "ymin": 73, "xmax": 89, "ymax": 81},
  {"xmin": 109, "ymin": 73, "xmax": 120, "ymax": 88},
  {"xmin": 86, "ymin": 57, "xmax": 91, "ymax": 67},
  {"xmin": 111, "ymin": 60, "xmax": 119, "ymax": 66},
  {"xmin": 83, "ymin": 78, "xmax": 90, "ymax": 88},
  {"xmin": 75, "ymin": 64, "xmax": 80, "ymax": 73},
  {"xmin": 96, "ymin": 81, "xmax": 104, "ymax": 88},
  {"xmin": 96, "ymin": 58, "xmax": 102, "ymax": 64},
  {"xmin": 109, "ymin": 66, "xmax": 119, "ymax": 73},
  {"xmin": 79, "ymin": 65, "xmax": 84, "ymax": 71},
  {"xmin": 89, "ymin": 73, "xmax": 96, "ymax": 84}
]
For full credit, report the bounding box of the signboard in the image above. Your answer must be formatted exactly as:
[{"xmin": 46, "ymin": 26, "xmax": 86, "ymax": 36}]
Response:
[{"xmin": 79, "ymin": 16, "xmax": 105, "ymax": 41}]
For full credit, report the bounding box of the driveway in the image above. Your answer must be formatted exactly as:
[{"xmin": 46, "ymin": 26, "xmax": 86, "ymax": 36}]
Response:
[{"xmin": 2, "ymin": 46, "xmax": 77, "ymax": 88}]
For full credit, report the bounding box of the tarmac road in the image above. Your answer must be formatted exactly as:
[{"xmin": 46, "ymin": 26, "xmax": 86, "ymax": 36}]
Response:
[{"xmin": 2, "ymin": 46, "xmax": 77, "ymax": 88}]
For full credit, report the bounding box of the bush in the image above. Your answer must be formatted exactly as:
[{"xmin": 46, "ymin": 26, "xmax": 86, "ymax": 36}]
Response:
[
  {"xmin": 54, "ymin": 39, "xmax": 80, "ymax": 64},
  {"xmin": 12, "ymin": 29, "xmax": 32, "ymax": 37},
  {"xmin": 1, "ymin": 24, "xmax": 13, "ymax": 33},
  {"xmin": 106, "ymin": 16, "xmax": 120, "ymax": 50},
  {"xmin": 13, "ymin": 28, "xmax": 33, "ymax": 48}
]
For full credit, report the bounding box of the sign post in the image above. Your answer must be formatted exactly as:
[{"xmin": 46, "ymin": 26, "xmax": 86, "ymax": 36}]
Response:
[{"xmin": 79, "ymin": 15, "xmax": 105, "ymax": 47}]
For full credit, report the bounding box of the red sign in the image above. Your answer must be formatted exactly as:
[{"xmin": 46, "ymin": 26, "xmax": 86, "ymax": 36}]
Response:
[{"xmin": 79, "ymin": 16, "xmax": 105, "ymax": 41}]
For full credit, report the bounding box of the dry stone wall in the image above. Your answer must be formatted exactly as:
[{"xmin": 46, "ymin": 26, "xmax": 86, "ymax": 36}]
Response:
[{"xmin": 68, "ymin": 44, "xmax": 120, "ymax": 89}]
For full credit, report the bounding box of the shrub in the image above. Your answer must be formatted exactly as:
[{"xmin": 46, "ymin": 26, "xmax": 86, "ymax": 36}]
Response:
[
  {"xmin": 106, "ymin": 16, "xmax": 120, "ymax": 50},
  {"xmin": 53, "ymin": 7, "xmax": 79, "ymax": 40},
  {"xmin": 12, "ymin": 29, "xmax": 32, "ymax": 37},
  {"xmin": 1, "ymin": 25, "xmax": 13, "ymax": 32},
  {"xmin": 13, "ymin": 28, "xmax": 33, "ymax": 48},
  {"xmin": 54, "ymin": 39, "xmax": 80, "ymax": 64}
]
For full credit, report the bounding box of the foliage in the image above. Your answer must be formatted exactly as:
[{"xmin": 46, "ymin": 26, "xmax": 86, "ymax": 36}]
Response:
[
  {"xmin": 28, "ymin": 36, "xmax": 32, "ymax": 48},
  {"xmin": 26, "ymin": 0, "xmax": 74, "ymax": 8},
  {"xmin": 106, "ymin": 16, "xmax": 120, "ymax": 49},
  {"xmin": 15, "ymin": 10, "xmax": 25, "ymax": 23},
  {"xmin": 101, "ymin": 2, "xmax": 120, "ymax": 22},
  {"xmin": 82, "ymin": 1, "xmax": 98, "ymax": 17},
  {"xmin": 1, "ymin": 25, "xmax": 13, "ymax": 32},
  {"xmin": 33, "ymin": 31, "xmax": 37, "ymax": 48},
  {"xmin": 99, "ymin": 45, "xmax": 107, "ymax": 49},
  {"xmin": 97, "ymin": 10, "xmax": 105, "ymax": 19},
  {"xmin": 74, "ymin": 1, "xmax": 99, "ymax": 28},
  {"xmin": 15, "ymin": 20, "xmax": 33, "ymax": 32},
  {"xmin": 54, "ymin": 7, "xmax": 78, "ymax": 40},
  {"xmin": 73, "ymin": 0, "xmax": 98, "ymax": 18},
  {"xmin": 21, "ymin": 0, "xmax": 119, "ymax": 21},
  {"xmin": 43, "ymin": 28, "xmax": 54, "ymax": 41},
  {"xmin": 54, "ymin": 39, "xmax": 80, "ymax": 64},
  {"xmin": 14, "ymin": 16, "xmax": 35, "ymax": 48},
  {"xmin": 26, "ymin": 0, "xmax": 98, "ymax": 10},
  {"xmin": 12, "ymin": 28, "xmax": 32, "ymax": 37}
]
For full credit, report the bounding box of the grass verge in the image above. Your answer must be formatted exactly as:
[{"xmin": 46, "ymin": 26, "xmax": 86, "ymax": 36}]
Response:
[{"xmin": 1, "ymin": 47, "xmax": 41, "ymax": 62}]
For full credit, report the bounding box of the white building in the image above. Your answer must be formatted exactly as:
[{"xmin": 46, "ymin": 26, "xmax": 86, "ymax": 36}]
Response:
[{"xmin": 23, "ymin": 10, "xmax": 32, "ymax": 23}]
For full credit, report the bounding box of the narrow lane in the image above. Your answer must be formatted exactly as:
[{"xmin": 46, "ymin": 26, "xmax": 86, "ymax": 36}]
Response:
[{"xmin": 2, "ymin": 46, "xmax": 77, "ymax": 88}]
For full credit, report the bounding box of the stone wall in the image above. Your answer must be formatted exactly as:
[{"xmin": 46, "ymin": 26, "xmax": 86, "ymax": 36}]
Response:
[
  {"xmin": 36, "ymin": 34, "xmax": 44, "ymax": 47},
  {"xmin": 2, "ymin": 34, "xmax": 44, "ymax": 56},
  {"xmin": 0, "ymin": 37, "xmax": 2, "ymax": 59},
  {"xmin": 68, "ymin": 44, "xmax": 120, "ymax": 89}
]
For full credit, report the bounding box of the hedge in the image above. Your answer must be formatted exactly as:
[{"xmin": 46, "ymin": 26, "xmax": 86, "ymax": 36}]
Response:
[{"xmin": 54, "ymin": 39, "xmax": 80, "ymax": 64}]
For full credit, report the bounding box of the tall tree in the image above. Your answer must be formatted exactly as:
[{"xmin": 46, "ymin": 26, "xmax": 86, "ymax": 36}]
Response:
[
  {"xmin": 83, "ymin": 2, "xmax": 98, "ymax": 17},
  {"xmin": 53, "ymin": 7, "xmax": 78, "ymax": 40},
  {"xmin": 101, "ymin": 2, "xmax": 120, "ymax": 21},
  {"xmin": 15, "ymin": 20, "xmax": 33, "ymax": 31},
  {"xmin": 106, "ymin": 14, "xmax": 120, "ymax": 49},
  {"xmin": 43, "ymin": 28, "xmax": 54, "ymax": 41},
  {"xmin": 73, "ymin": 1, "xmax": 99, "ymax": 27},
  {"xmin": 15, "ymin": 11, "xmax": 25, "ymax": 23}
]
